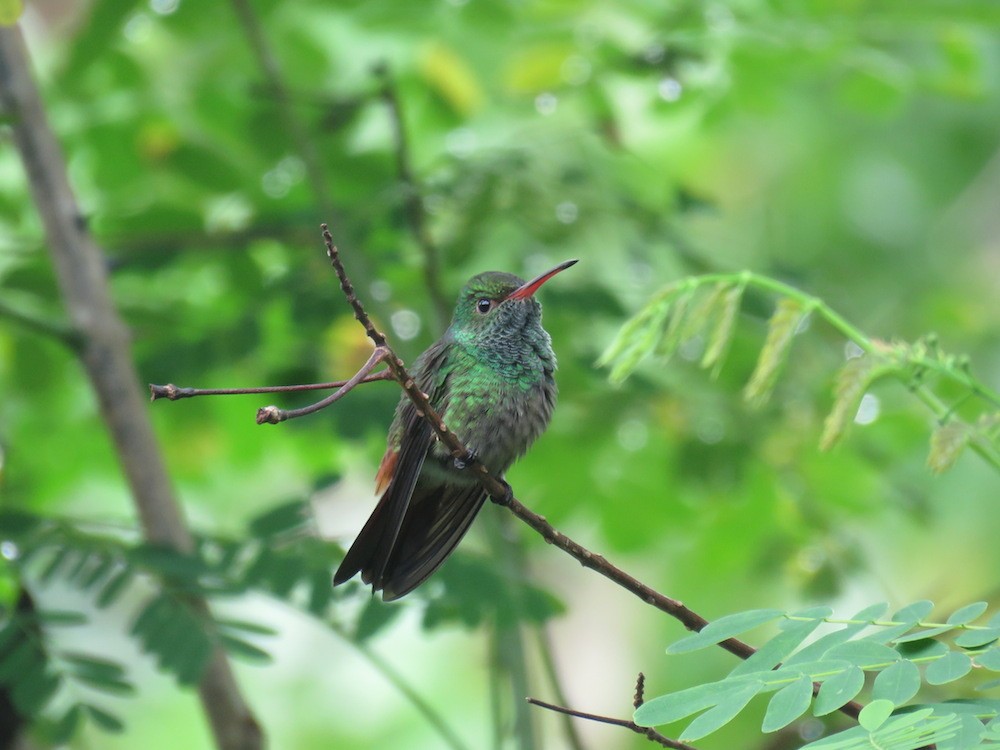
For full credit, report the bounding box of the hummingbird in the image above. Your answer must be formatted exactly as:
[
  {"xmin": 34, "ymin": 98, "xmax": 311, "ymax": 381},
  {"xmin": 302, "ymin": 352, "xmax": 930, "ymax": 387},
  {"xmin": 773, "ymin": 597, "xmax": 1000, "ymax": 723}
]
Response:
[{"xmin": 333, "ymin": 259, "xmax": 577, "ymax": 600}]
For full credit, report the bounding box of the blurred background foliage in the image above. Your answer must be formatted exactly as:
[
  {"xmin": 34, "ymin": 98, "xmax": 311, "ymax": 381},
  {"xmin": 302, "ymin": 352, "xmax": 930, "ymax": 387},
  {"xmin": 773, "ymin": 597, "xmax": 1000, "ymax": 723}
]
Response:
[{"xmin": 1, "ymin": 0, "xmax": 1000, "ymax": 748}]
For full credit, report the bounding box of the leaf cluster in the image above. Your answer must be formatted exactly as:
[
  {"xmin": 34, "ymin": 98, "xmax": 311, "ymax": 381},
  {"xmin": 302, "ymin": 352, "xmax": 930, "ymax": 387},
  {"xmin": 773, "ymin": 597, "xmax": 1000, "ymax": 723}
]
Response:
[
  {"xmin": 0, "ymin": 500, "xmax": 564, "ymax": 742},
  {"xmin": 599, "ymin": 274, "xmax": 1000, "ymax": 473},
  {"xmin": 636, "ymin": 603, "xmax": 1000, "ymax": 748}
]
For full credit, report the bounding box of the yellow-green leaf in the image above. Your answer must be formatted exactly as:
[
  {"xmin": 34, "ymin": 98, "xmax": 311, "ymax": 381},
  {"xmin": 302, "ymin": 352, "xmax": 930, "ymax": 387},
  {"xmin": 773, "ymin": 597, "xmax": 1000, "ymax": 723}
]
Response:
[
  {"xmin": 820, "ymin": 356, "xmax": 872, "ymax": 451},
  {"xmin": 418, "ymin": 42, "xmax": 483, "ymax": 115},
  {"xmin": 701, "ymin": 283, "xmax": 743, "ymax": 377},
  {"xmin": 927, "ymin": 421, "xmax": 969, "ymax": 473},
  {"xmin": 744, "ymin": 298, "xmax": 807, "ymax": 407}
]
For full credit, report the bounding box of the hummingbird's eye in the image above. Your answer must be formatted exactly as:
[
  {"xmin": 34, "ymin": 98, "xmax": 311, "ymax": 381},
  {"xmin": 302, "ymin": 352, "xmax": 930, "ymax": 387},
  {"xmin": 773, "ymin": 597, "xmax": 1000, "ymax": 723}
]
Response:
[{"xmin": 476, "ymin": 298, "xmax": 493, "ymax": 314}]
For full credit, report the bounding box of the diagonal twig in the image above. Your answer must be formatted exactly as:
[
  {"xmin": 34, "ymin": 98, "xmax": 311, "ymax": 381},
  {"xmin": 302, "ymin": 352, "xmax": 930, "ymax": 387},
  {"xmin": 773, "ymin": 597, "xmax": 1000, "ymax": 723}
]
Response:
[
  {"xmin": 526, "ymin": 697, "xmax": 697, "ymax": 750},
  {"xmin": 374, "ymin": 62, "xmax": 450, "ymax": 327}
]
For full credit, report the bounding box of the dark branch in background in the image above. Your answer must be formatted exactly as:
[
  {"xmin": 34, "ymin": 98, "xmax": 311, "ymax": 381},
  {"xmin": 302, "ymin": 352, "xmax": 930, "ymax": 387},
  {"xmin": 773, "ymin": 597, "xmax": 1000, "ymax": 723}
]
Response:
[
  {"xmin": 529, "ymin": 567, "xmax": 587, "ymax": 750},
  {"xmin": 0, "ymin": 296, "xmax": 81, "ymax": 349},
  {"xmin": 0, "ymin": 25, "xmax": 262, "ymax": 750},
  {"xmin": 374, "ymin": 62, "xmax": 451, "ymax": 328},
  {"xmin": 226, "ymin": 0, "xmax": 385, "ymax": 327},
  {"xmin": 526, "ymin": 694, "xmax": 697, "ymax": 750},
  {"xmin": 229, "ymin": 0, "xmax": 334, "ymax": 219}
]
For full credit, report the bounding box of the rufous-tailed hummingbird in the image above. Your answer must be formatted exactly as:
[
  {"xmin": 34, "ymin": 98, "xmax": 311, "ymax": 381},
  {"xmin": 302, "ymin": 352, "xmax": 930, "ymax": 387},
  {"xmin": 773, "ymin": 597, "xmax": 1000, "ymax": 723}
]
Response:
[{"xmin": 333, "ymin": 259, "xmax": 577, "ymax": 600}]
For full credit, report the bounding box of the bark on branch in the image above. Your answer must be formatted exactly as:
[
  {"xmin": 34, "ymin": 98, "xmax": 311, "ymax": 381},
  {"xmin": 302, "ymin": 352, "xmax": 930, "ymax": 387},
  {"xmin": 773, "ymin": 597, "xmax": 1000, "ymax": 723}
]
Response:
[{"xmin": 0, "ymin": 25, "xmax": 262, "ymax": 750}]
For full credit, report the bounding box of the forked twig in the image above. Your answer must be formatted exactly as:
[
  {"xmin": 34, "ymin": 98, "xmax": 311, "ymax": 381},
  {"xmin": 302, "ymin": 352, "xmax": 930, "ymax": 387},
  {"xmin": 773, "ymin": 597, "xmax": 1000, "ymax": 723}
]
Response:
[{"xmin": 256, "ymin": 347, "xmax": 389, "ymax": 424}]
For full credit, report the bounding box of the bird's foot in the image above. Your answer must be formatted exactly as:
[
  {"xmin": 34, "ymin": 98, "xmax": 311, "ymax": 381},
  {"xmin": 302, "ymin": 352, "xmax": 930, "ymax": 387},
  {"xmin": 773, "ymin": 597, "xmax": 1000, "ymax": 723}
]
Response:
[
  {"xmin": 489, "ymin": 480, "xmax": 513, "ymax": 507},
  {"xmin": 453, "ymin": 448, "xmax": 478, "ymax": 471}
]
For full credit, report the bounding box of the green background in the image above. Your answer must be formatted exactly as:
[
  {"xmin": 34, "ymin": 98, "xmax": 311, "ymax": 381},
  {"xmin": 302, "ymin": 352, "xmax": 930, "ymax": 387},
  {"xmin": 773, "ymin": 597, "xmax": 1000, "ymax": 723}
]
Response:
[{"xmin": 2, "ymin": 1, "xmax": 1000, "ymax": 748}]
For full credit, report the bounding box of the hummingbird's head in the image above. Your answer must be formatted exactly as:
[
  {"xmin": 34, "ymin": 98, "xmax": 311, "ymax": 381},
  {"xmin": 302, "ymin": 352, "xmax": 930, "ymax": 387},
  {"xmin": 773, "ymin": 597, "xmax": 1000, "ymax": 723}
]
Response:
[{"xmin": 450, "ymin": 260, "xmax": 577, "ymax": 343}]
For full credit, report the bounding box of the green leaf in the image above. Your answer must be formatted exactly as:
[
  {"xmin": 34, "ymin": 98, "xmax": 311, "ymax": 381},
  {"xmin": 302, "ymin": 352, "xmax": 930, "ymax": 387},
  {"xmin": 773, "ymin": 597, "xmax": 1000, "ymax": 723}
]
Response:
[
  {"xmin": 667, "ymin": 609, "xmax": 783, "ymax": 654},
  {"xmin": 308, "ymin": 569, "xmax": 334, "ymax": 617},
  {"xmin": 744, "ymin": 298, "xmax": 806, "ymax": 407},
  {"xmin": 825, "ymin": 640, "xmax": 901, "ymax": 669},
  {"xmin": 355, "ymin": 598, "xmax": 403, "ymax": 642},
  {"xmin": 248, "ymin": 500, "xmax": 311, "ymax": 537},
  {"xmin": 955, "ymin": 626, "xmax": 1000, "ymax": 649},
  {"xmin": 38, "ymin": 548, "xmax": 72, "ymax": 583},
  {"xmin": 679, "ymin": 680, "xmax": 764, "ymax": 741},
  {"xmin": 895, "ymin": 625, "xmax": 957, "ymax": 643},
  {"xmin": 96, "ymin": 567, "xmax": 134, "ymax": 608},
  {"xmin": 0, "ymin": 509, "xmax": 43, "ymax": 536},
  {"xmin": 858, "ymin": 698, "xmax": 895, "ymax": 731},
  {"xmin": 786, "ymin": 603, "xmax": 889, "ymax": 666},
  {"xmin": 938, "ymin": 713, "xmax": 990, "ymax": 749},
  {"xmin": 897, "ymin": 638, "xmax": 949, "ymax": 661},
  {"xmin": 804, "ymin": 709, "xmax": 958, "ymax": 749},
  {"xmin": 820, "ymin": 356, "xmax": 873, "ymax": 451},
  {"xmin": 12, "ymin": 669, "xmax": 60, "ymax": 715},
  {"xmin": 634, "ymin": 678, "xmax": 756, "ymax": 727},
  {"xmin": 0, "ymin": 638, "xmax": 42, "ymax": 681},
  {"xmin": 79, "ymin": 556, "xmax": 115, "ymax": 590},
  {"xmin": 926, "ymin": 651, "xmax": 973, "ymax": 685},
  {"xmin": 976, "ymin": 648, "xmax": 1000, "ymax": 671},
  {"xmin": 814, "ymin": 665, "xmax": 865, "ymax": 716},
  {"xmin": 893, "ymin": 600, "xmax": 935, "ymax": 624},
  {"xmin": 948, "ymin": 602, "xmax": 989, "ymax": 625},
  {"xmin": 128, "ymin": 544, "xmax": 209, "ymax": 582},
  {"xmin": 219, "ymin": 633, "xmax": 271, "ymax": 664},
  {"xmin": 928, "ymin": 421, "xmax": 969, "ymax": 473},
  {"xmin": 51, "ymin": 705, "xmax": 83, "ymax": 743},
  {"xmin": 63, "ymin": 652, "xmax": 127, "ymax": 679},
  {"xmin": 762, "ymin": 674, "xmax": 813, "ymax": 732},
  {"xmin": 215, "ymin": 618, "xmax": 277, "ymax": 637},
  {"xmin": 701, "ymin": 283, "xmax": 743, "ymax": 376},
  {"xmin": 83, "ymin": 703, "xmax": 125, "ymax": 733},
  {"xmin": 872, "ymin": 659, "xmax": 920, "ymax": 706},
  {"xmin": 34, "ymin": 609, "xmax": 87, "ymax": 626},
  {"xmin": 730, "ymin": 611, "xmax": 826, "ymax": 676}
]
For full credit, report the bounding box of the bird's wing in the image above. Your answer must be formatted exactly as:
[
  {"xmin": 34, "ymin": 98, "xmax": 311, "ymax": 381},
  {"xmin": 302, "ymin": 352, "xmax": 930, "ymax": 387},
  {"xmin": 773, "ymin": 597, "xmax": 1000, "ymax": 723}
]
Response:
[
  {"xmin": 332, "ymin": 409, "xmax": 432, "ymax": 587},
  {"xmin": 378, "ymin": 482, "xmax": 488, "ymax": 601},
  {"xmin": 332, "ymin": 341, "xmax": 452, "ymax": 589}
]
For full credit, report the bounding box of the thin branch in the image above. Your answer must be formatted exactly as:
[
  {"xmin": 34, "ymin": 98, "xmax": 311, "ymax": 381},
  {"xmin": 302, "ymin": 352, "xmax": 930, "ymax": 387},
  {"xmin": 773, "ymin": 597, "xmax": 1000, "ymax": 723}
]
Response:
[
  {"xmin": 256, "ymin": 347, "xmax": 388, "ymax": 424},
  {"xmin": 327, "ymin": 621, "xmax": 473, "ymax": 750},
  {"xmin": 0, "ymin": 25, "xmax": 262, "ymax": 750},
  {"xmin": 526, "ymin": 697, "xmax": 697, "ymax": 750},
  {"xmin": 149, "ymin": 369, "xmax": 394, "ymax": 401},
  {"xmin": 316, "ymin": 226, "xmax": 866, "ymax": 720},
  {"xmin": 229, "ymin": 0, "xmax": 334, "ymax": 219},
  {"xmin": 374, "ymin": 62, "xmax": 450, "ymax": 327},
  {"xmin": 0, "ymin": 296, "xmax": 81, "ymax": 349},
  {"xmin": 534, "ymin": 614, "xmax": 587, "ymax": 750}
]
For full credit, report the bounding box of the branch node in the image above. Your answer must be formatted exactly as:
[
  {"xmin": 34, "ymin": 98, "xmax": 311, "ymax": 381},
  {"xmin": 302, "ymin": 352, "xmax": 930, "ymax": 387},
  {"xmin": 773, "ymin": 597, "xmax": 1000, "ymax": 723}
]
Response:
[
  {"xmin": 634, "ymin": 673, "xmax": 646, "ymax": 709},
  {"xmin": 256, "ymin": 405, "xmax": 285, "ymax": 424},
  {"xmin": 150, "ymin": 383, "xmax": 181, "ymax": 401}
]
